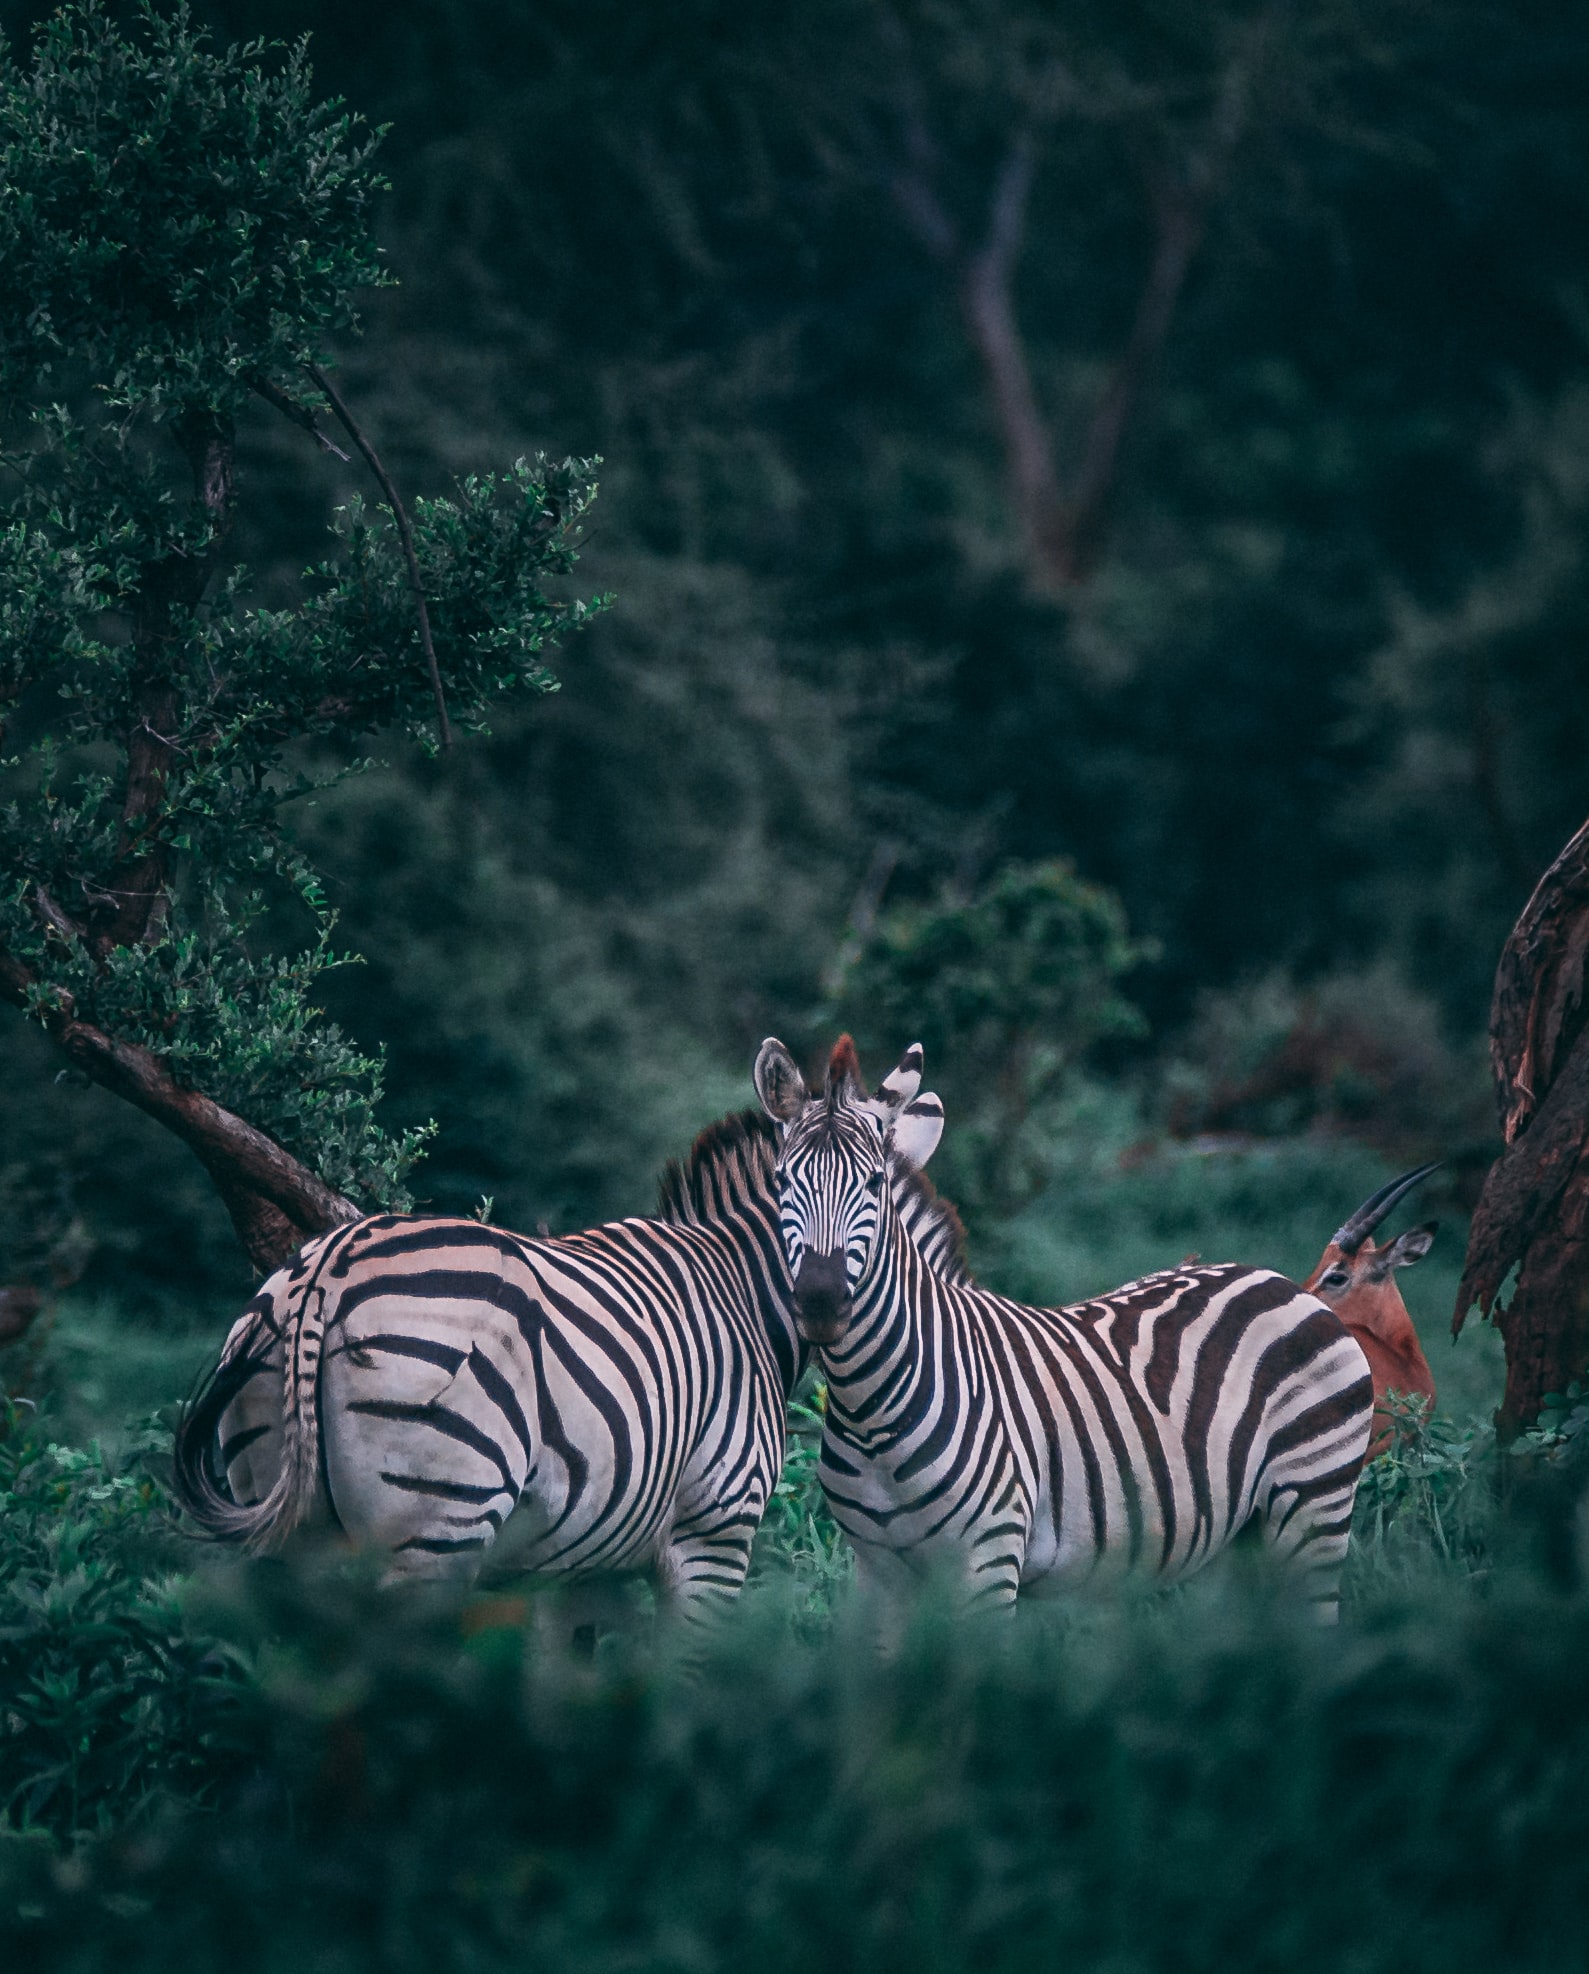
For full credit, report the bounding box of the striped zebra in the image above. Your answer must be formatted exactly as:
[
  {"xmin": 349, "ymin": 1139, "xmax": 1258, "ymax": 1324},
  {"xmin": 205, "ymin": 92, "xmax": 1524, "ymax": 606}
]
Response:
[
  {"xmin": 172, "ymin": 1105, "xmax": 964, "ymax": 1607},
  {"xmin": 755, "ymin": 1035, "xmax": 1376, "ymax": 1619}
]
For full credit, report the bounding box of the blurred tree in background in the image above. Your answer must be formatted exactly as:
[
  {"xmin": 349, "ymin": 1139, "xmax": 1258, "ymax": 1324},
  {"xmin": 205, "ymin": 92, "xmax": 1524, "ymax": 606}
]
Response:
[
  {"xmin": 1, "ymin": 0, "xmax": 1585, "ymax": 1310},
  {"xmin": 832, "ymin": 859, "xmax": 1149, "ymax": 1211}
]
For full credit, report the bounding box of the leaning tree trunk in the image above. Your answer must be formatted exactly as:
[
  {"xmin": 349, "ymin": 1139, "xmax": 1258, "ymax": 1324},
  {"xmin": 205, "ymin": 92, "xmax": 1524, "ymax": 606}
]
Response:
[{"xmin": 1455, "ymin": 816, "xmax": 1589, "ymax": 1435}]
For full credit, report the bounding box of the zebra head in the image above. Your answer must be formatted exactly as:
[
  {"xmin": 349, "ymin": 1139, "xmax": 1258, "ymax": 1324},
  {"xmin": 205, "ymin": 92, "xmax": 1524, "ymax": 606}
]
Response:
[{"xmin": 754, "ymin": 1034, "xmax": 944, "ymax": 1344}]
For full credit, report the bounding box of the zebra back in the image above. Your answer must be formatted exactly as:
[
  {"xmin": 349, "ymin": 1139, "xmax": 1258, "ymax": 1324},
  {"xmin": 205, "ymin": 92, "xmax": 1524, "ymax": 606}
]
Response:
[{"xmin": 176, "ymin": 1126, "xmax": 803, "ymax": 1591}]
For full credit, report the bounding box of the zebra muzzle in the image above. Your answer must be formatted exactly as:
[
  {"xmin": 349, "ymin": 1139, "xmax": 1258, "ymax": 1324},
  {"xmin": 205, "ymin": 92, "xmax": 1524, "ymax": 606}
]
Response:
[{"xmin": 793, "ymin": 1250, "xmax": 852, "ymax": 1343}]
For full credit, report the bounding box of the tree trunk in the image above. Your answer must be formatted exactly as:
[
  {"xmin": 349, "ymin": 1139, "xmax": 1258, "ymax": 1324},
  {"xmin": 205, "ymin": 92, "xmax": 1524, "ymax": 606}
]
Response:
[{"xmin": 1455, "ymin": 816, "xmax": 1589, "ymax": 1432}]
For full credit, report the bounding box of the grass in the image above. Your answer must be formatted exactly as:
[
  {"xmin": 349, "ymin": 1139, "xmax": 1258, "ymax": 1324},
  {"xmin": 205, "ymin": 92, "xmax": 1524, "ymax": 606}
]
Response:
[{"xmin": 0, "ymin": 1120, "xmax": 1562, "ymax": 1971}]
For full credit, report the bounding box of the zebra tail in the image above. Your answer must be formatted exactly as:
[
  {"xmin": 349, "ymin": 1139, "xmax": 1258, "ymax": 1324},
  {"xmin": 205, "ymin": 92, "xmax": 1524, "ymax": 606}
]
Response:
[{"xmin": 171, "ymin": 1269, "xmax": 327, "ymax": 1551}]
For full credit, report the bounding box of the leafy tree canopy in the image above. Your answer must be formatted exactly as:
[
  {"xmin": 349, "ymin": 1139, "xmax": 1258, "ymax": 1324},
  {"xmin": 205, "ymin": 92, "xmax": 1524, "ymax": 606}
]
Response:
[{"xmin": 0, "ymin": 2, "xmax": 604, "ymax": 1270}]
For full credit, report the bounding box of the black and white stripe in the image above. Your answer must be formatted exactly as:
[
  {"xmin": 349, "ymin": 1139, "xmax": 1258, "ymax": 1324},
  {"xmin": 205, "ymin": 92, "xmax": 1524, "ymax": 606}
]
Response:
[
  {"xmin": 173, "ymin": 1109, "xmax": 967, "ymax": 1605},
  {"xmin": 755, "ymin": 1038, "xmax": 1375, "ymax": 1619}
]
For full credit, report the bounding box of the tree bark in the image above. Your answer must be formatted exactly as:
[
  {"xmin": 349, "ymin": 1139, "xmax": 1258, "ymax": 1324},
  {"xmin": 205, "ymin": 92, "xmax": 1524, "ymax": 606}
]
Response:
[
  {"xmin": 1455, "ymin": 816, "xmax": 1589, "ymax": 1433},
  {"xmin": 91, "ymin": 407, "xmax": 236, "ymax": 955}
]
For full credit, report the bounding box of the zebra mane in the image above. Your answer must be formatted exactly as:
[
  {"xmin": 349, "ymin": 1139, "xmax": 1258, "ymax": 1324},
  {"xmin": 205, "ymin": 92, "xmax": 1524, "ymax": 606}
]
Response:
[
  {"xmin": 657, "ymin": 1109, "xmax": 779, "ymax": 1227},
  {"xmin": 893, "ymin": 1161, "xmax": 972, "ymax": 1286},
  {"xmin": 656, "ymin": 1106, "xmax": 972, "ymax": 1285}
]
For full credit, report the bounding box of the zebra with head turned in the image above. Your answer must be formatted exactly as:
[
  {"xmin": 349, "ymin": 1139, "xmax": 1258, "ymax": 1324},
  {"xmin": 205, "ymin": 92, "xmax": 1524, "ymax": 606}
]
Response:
[
  {"xmin": 755, "ymin": 1034, "xmax": 1376, "ymax": 1619},
  {"xmin": 173, "ymin": 1104, "xmax": 965, "ymax": 1610}
]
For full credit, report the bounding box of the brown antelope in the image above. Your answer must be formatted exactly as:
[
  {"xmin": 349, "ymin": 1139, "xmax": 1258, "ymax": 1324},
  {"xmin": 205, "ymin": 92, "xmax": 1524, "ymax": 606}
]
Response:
[{"xmin": 1303, "ymin": 1164, "xmax": 1439, "ymax": 1453}]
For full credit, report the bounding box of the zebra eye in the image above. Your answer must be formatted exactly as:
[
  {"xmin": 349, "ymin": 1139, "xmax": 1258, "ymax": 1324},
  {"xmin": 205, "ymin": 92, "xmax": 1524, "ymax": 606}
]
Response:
[{"xmin": 865, "ymin": 1171, "xmax": 884, "ymax": 1194}]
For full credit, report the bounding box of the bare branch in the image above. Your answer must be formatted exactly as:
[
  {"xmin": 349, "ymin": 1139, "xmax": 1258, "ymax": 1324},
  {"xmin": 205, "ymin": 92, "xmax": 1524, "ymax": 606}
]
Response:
[
  {"xmin": 305, "ymin": 362, "xmax": 454, "ymax": 751},
  {"xmin": 33, "ymin": 885, "xmax": 87, "ymax": 944},
  {"xmin": 876, "ymin": 8, "xmax": 1279, "ymax": 590},
  {"xmin": 956, "ymin": 134, "xmax": 1067, "ymax": 581},
  {"xmin": 249, "ymin": 373, "xmax": 352, "ymax": 462},
  {"xmin": 889, "ymin": 159, "xmax": 960, "ymax": 262}
]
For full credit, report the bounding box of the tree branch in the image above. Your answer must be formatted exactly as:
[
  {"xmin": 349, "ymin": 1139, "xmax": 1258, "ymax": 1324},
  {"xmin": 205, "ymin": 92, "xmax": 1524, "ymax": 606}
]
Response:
[
  {"xmin": 954, "ymin": 134, "xmax": 1069, "ymax": 581},
  {"xmin": 0, "ymin": 941, "xmax": 360, "ymax": 1275},
  {"xmin": 305, "ymin": 362, "xmax": 453, "ymax": 750},
  {"xmin": 882, "ymin": 12, "xmax": 1274, "ymax": 590},
  {"xmin": 1059, "ymin": 19, "xmax": 1269, "ymax": 580},
  {"xmin": 249, "ymin": 372, "xmax": 352, "ymax": 462}
]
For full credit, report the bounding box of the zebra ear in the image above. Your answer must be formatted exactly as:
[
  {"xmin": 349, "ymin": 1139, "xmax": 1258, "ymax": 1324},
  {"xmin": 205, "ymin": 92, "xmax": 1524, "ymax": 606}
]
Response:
[
  {"xmin": 888, "ymin": 1091, "xmax": 944, "ymax": 1172},
  {"xmin": 871, "ymin": 1042, "xmax": 924, "ymax": 1115},
  {"xmin": 755, "ymin": 1037, "xmax": 809, "ymax": 1123}
]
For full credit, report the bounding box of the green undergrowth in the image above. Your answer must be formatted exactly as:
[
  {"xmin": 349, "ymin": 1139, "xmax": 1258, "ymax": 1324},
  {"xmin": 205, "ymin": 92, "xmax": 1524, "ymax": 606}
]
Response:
[
  {"xmin": 6, "ymin": 1407, "xmax": 1589, "ymax": 1971},
  {"xmin": 0, "ymin": 1127, "xmax": 1549, "ymax": 1968}
]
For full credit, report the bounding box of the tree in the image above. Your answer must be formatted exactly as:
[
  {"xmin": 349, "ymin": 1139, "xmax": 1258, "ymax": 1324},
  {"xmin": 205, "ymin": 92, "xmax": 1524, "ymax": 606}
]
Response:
[
  {"xmin": 804, "ymin": 0, "xmax": 1334, "ymax": 590},
  {"xmin": 829, "ymin": 857, "xmax": 1148, "ymax": 1211},
  {"xmin": 1455, "ymin": 816, "xmax": 1589, "ymax": 1435},
  {"xmin": 0, "ymin": 3, "xmax": 602, "ymax": 1275}
]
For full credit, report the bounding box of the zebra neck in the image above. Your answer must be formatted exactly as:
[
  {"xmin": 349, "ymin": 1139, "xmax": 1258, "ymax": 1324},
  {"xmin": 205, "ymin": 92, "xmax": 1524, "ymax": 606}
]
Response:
[
  {"xmin": 821, "ymin": 1217, "xmax": 933, "ymax": 1435},
  {"xmin": 654, "ymin": 1113, "xmax": 802, "ymax": 1394}
]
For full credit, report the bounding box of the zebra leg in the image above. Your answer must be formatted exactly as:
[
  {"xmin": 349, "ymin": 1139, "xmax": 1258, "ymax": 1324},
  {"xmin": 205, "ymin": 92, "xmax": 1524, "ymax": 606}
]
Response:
[
  {"xmin": 654, "ymin": 1520, "xmax": 758, "ymax": 1617},
  {"xmin": 1255, "ymin": 1470, "xmax": 1365, "ymax": 1622},
  {"xmin": 846, "ymin": 1537, "xmax": 928, "ymax": 1653},
  {"xmin": 528, "ymin": 1574, "xmax": 638, "ymax": 1659}
]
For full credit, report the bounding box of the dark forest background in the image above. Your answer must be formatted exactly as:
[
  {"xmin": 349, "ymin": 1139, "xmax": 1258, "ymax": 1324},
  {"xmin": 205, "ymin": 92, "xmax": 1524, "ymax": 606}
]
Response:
[{"xmin": 3, "ymin": 0, "xmax": 1586, "ymax": 1311}]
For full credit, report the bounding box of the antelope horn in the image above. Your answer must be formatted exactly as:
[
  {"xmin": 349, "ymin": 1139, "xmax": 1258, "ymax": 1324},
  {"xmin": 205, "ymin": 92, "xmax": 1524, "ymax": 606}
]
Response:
[{"xmin": 1332, "ymin": 1161, "xmax": 1442, "ymax": 1255}]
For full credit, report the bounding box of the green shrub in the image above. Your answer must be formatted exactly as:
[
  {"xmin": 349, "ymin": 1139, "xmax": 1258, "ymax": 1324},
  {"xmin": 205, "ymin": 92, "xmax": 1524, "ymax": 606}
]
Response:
[
  {"xmin": 6, "ymin": 1534, "xmax": 1589, "ymax": 1972},
  {"xmin": 0, "ymin": 1406, "xmax": 248, "ymax": 1836},
  {"xmin": 831, "ymin": 860, "xmax": 1150, "ymax": 1214}
]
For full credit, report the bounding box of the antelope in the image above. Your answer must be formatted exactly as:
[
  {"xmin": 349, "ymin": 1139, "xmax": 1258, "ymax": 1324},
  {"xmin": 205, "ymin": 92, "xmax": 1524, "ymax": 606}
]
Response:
[{"xmin": 1302, "ymin": 1164, "xmax": 1439, "ymax": 1453}]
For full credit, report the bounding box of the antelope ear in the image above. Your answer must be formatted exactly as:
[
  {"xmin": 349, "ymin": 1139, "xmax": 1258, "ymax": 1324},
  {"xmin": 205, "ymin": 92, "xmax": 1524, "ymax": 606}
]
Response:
[
  {"xmin": 1385, "ymin": 1222, "xmax": 1437, "ymax": 1269},
  {"xmin": 889, "ymin": 1091, "xmax": 944, "ymax": 1172},
  {"xmin": 754, "ymin": 1038, "xmax": 809, "ymax": 1123}
]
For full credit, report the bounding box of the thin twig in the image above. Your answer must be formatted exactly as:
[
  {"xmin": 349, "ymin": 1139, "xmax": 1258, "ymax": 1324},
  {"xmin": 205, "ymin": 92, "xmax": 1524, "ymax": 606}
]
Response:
[
  {"xmin": 248, "ymin": 374, "xmax": 351, "ymax": 463},
  {"xmin": 304, "ymin": 361, "xmax": 453, "ymax": 750}
]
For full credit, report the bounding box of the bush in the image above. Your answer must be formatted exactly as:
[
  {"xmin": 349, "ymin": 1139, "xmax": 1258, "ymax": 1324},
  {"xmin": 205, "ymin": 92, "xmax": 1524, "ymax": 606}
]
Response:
[
  {"xmin": 0, "ymin": 1406, "xmax": 248, "ymax": 1836},
  {"xmin": 7, "ymin": 1527, "xmax": 1589, "ymax": 1972},
  {"xmin": 831, "ymin": 860, "xmax": 1150, "ymax": 1214}
]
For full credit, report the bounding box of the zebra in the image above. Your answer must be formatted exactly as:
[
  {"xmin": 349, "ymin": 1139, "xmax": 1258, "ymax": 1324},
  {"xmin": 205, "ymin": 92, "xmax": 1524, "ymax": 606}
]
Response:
[
  {"xmin": 172, "ymin": 1103, "xmax": 965, "ymax": 1609},
  {"xmin": 754, "ymin": 1034, "xmax": 1376, "ymax": 1619}
]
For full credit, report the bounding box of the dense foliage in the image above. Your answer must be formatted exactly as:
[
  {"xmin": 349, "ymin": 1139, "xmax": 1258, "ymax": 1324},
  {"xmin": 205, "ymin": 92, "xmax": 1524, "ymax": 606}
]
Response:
[
  {"xmin": 2, "ymin": 0, "xmax": 1581, "ymax": 1297},
  {"xmin": 832, "ymin": 858, "xmax": 1150, "ymax": 1209},
  {"xmin": 0, "ymin": 2, "xmax": 602, "ymax": 1249},
  {"xmin": 5, "ymin": 1364, "xmax": 1589, "ymax": 1971}
]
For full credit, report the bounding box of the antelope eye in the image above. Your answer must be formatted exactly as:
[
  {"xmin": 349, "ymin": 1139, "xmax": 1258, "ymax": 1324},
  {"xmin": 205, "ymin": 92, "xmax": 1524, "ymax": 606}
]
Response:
[{"xmin": 1321, "ymin": 1269, "xmax": 1350, "ymax": 1291}]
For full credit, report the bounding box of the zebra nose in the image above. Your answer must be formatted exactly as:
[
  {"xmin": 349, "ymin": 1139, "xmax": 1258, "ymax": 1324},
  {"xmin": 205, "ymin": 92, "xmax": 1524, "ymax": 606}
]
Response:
[{"xmin": 794, "ymin": 1249, "xmax": 852, "ymax": 1343}]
